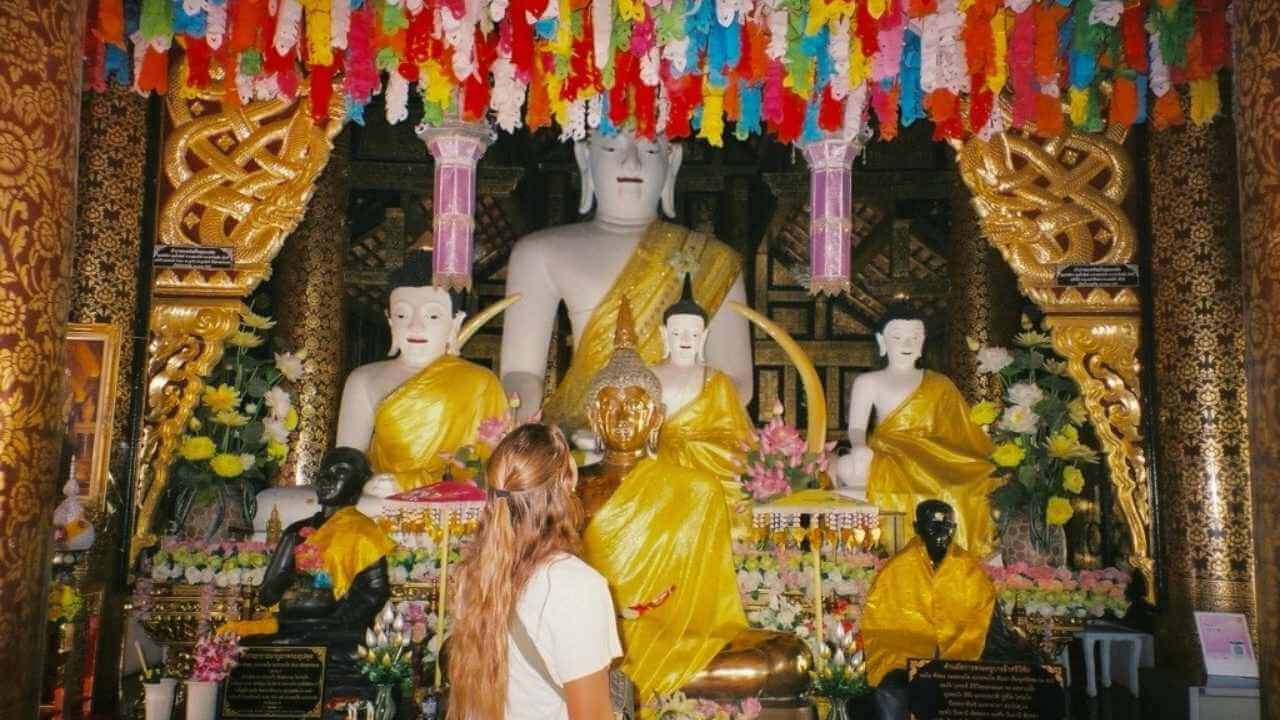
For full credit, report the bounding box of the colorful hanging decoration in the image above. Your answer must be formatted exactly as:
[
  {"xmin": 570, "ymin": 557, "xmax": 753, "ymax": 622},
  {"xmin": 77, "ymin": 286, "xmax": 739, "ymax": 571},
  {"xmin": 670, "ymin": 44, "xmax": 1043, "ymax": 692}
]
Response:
[
  {"xmin": 86, "ymin": 0, "xmax": 1229, "ymax": 145},
  {"xmin": 801, "ymin": 135, "xmax": 867, "ymax": 295},
  {"xmin": 417, "ymin": 118, "xmax": 497, "ymax": 291}
]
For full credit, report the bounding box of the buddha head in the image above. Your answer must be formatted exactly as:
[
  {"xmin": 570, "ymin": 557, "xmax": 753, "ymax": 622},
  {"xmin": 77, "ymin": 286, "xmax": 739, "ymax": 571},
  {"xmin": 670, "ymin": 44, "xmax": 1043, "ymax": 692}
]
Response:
[
  {"xmin": 914, "ymin": 499, "xmax": 957, "ymax": 566},
  {"xmin": 874, "ymin": 301, "xmax": 926, "ymax": 371},
  {"xmin": 661, "ymin": 274, "xmax": 708, "ymax": 367},
  {"xmin": 315, "ymin": 447, "xmax": 373, "ymax": 508},
  {"xmin": 386, "ymin": 250, "xmax": 466, "ymax": 367},
  {"xmin": 585, "ymin": 297, "xmax": 665, "ymax": 456},
  {"xmin": 575, "ymin": 128, "xmax": 683, "ymax": 223}
]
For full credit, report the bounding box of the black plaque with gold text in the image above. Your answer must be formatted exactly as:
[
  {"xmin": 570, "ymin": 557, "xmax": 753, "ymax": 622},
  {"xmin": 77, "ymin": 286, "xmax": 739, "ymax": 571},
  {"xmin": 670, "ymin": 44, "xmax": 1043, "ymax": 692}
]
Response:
[
  {"xmin": 222, "ymin": 646, "xmax": 327, "ymax": 719},
  {"xmin": 907, "ymin": 659, "xmax": 1066, "ymax": 720}
]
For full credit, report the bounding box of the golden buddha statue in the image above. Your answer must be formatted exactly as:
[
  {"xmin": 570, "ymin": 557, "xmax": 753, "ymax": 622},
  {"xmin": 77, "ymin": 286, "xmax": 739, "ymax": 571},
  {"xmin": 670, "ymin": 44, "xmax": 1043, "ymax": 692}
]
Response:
[{"xmin": 578, "ymin": 298, "xmax": 810, "ymax": 713}]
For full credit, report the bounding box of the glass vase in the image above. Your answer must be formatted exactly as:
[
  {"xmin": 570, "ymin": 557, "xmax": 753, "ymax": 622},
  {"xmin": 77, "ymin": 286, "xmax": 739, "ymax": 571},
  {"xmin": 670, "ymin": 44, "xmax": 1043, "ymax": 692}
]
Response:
[
  {"xmin": 823, "ymin": 696, "xmax": 853, "ymax": 720},
  {"xmin": 373, "ymin": 684, "xmax": 396, "ymax": 720}
]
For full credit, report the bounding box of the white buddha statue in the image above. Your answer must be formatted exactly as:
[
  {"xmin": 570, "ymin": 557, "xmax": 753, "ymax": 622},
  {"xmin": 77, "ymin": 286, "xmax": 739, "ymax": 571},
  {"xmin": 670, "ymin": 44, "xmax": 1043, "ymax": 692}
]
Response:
[
  {"xmin": 834, "ymin": 303, "xmax": 999, "ymax": 556},
  {"xmin": 499, "ymin": 129, "xmax": 753, "ymax": 430},
  {"xmin": 255, "ymin": 251, "xmax": 508, "ymax": 534}
]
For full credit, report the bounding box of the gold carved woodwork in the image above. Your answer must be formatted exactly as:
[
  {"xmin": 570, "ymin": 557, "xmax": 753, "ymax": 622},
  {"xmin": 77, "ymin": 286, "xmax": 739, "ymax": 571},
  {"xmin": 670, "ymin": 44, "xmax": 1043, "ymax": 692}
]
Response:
[
  {"xmin": 130, "ymin": 62, "xmax": 346, "ymax": 566},
  {"xmin": 1044, "ymin": 315, "xmax": 1153, "ymax": 600},
  {"xmin": 130, "ymin": 300, "xmax": 242, "ymax": 565},
  {"xmin": 954, "ymin": 124, "xmax": 1156, "ymax": 601}
]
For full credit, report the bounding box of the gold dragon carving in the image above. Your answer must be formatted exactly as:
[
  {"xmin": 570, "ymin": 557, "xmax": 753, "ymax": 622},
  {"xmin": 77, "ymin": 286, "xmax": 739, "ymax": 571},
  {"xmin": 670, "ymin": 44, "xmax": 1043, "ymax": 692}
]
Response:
[
  {"xmin": 954, "ymin": 125, "xmax": 1156, "ymax": 602},
  {"xmin": 129, "ymin": 62, "xmax": 344, "ymax": 567}
]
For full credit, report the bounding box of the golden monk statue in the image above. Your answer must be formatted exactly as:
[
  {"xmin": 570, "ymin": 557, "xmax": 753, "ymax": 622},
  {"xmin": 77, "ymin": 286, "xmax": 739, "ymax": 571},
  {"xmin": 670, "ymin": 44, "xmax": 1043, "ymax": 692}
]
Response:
[
  {"xmin": 335, "ymin": 250, "xmax": 509, "ymax": 491},
  {"xmin": 578, "ymin": 299, "xmax": 809, "ymax": 714},
  {"xmin": 652, "ymin": 274, "xmax": 755, "ymax": 540},
  {"xmin": 499, "ymin": 129, "xmax": 752, "ymax": 430},
  {"xmin": 834, "ymin": 303, "xmax": 998, "ymax": 557}
]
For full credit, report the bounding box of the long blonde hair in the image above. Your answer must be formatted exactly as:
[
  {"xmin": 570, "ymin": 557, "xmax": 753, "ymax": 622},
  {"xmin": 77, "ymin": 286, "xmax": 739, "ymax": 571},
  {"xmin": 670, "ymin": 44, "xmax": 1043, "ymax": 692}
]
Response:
[{"xmin": 447, "ymin": 424, "xmax": 583, "ymax": 719}]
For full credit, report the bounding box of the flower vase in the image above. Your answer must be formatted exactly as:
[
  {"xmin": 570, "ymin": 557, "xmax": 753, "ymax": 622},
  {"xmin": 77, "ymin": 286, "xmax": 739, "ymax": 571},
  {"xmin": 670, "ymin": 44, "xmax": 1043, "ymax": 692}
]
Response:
[
  {"xmin": 144, "ymin": 678, "xmax": 177, "ymax": 720},
  {"xmin": 184, "ymin": 680, "xmax": 220, "ymax": 720},
  {"xmin": 1000, "ymin": 507, "xmax": 1067, "ymax": 567},
  {"xmin": 823, "ymin": 696, "xmax": 853, "ymax": 720},
  {"xmin": 373, "ymin": 684, "xmax": 396, "ymax": 720}
]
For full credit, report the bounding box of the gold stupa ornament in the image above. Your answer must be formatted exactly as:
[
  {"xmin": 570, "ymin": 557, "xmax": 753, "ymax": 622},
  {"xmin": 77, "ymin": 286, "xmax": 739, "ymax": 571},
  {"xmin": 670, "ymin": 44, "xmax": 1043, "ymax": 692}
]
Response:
[{"xmin": 585, "ymin": 296, "xmax": 661, "ymax": 405}]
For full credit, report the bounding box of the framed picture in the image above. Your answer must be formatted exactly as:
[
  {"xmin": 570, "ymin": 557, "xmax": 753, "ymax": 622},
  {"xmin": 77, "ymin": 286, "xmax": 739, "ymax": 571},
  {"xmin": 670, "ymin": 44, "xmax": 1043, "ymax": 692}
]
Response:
[{"xmin": 63, "ymin": 323, "xmax": 121, "ymax": 511}]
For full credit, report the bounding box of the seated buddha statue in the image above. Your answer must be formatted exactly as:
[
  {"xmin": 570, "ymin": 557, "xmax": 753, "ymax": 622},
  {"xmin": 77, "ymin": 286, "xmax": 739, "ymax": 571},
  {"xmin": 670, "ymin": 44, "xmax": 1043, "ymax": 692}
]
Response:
[
  {"xmin": 237, "ymin": 448, "xmax": 396, "ymax": 669},
  {"xmin": 863, "ymin": 500, "xmax": 1036, "ymax": 720},
  {"xmin": 500, "ymin": 128, "xmax": 753, "ymax": 430},
  {"xmin": 651, "ymin": 274, "xmax": 755, "ymax": 541},
  {"xmin": 335, "ymin": 249, "xmax": 509, "ymax": 491},
  {"xmin": 834, "ymin": 303, "xmax": 998, "ymax": 557},
  {"xmin": 578, "ymin": 299, "xmax": 810, "ymax": 711}
]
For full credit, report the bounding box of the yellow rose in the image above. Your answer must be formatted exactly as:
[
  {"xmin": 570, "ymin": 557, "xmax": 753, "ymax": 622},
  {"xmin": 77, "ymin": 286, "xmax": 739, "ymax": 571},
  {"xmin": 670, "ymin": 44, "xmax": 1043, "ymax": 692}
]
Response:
[
  {"xmin": 266, "ymin": 439, "xmax": 288, "ymax": 460},
  {"xmin": 1067, "ymin": 398, "xmax": 1088, "ymax": 425},
  {"xmin": 210, "ymin": 453, "xmax": 245, "ymax": 478},
  {"xmin": 179, "ymin": 436, "xmax": 216, "ymax": 462},
  {"xmin": 202, "ymin": 384, "xmax": 240, "ymax": 413},
  {"xmin": 969, "ymin": 401, "xmax": 999, "ymax": 426},
  {"xmin": 1046, "ymin": 496, "xmax": 1074, "ymax": 525},
  {"xmin": 992, "ymin": 442, "xmax": 1026, "ymax": 468},
  {"xmin": 284, "ymin": 407, "xmax": 299, "ymax": 431},
  {"xmin": 1047, "ymin": 429, "xmax": 1095, "ymax": 462},
  {"xmin": 1062, "ymin": 466, "xmax": 1085, "ymax": 493}
]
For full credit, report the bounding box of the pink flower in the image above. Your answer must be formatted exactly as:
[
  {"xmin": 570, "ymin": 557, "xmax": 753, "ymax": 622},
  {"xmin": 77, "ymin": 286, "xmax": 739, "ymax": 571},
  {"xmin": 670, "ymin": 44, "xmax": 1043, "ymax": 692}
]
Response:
[
  {"xmin": 741, "ymin": 697, "xmax": 763, "ymax": 717},
  {"xmin": 477, "ymin": 416, "xmax": 508, "ymax": 448}
]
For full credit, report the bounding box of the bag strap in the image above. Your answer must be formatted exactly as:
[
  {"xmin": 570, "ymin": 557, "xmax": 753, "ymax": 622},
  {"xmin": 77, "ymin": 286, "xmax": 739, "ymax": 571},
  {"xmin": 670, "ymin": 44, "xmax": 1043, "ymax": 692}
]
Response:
[{"xmin": 509, "ymin": 612, "xmax": 566, "ymax": 702}]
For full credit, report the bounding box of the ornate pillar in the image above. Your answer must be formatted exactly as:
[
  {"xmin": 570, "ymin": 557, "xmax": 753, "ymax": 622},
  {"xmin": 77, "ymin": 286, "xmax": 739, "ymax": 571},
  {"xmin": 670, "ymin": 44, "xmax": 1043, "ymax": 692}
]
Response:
[
  {"xmin": 69, "ymin": 83, "xmax": 150, "ymax": 714},
  {"xmin": 944, "ymin": 175, "xmax": 1020, "ymax": 404},
  {"xmin": 1148, "ymin": 109, "xmax": 1256, "ymax": 684},
  {"xmin": 1233, "ymin": 0, "xmax": 1280, "ymax": 713},
  {"xmin": 272, "ymin": 135, "xmax": 350, "ymax": 486},
  {"xmin": 0, "ymin": 1, "xmax": 88, "ymax": 716}
]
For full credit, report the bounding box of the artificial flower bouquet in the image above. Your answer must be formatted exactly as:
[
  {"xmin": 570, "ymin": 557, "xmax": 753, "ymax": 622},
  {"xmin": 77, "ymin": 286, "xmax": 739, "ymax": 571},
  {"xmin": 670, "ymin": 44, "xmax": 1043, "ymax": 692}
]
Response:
[
  {"xmin": 168, "ymin": 305, "xmax": 305, "ymax": 535},
  {"xmin": 969, "ymin": 315, "xmax": 1099, "ymax": 548},
  {"xmin": 647, "ymin": 692, "xmax": 762, "ymax": 720},
  {"xmin": 357, "ymin": 604, "xmax": 415, "ymax": 691},
  {"xmin": 739, "ymin": 401, "xmax": 835, "ymax": 502},
  {"xmin": 148, "ymin": 539, "xmax": 270, "ymax": 586},
  {"xmin": 810, "ymin": 625, "xmax": 871, "ymax": 704},
  {"xmin": 47, "ymin": 583, "xmax": 84, "ymax": 625},
  {"xmin": 988, "ymin": 564, "xmax": 1132, "ymax": 620},
  {"xmin": 190, "ymin": 632, "xmax": 243, "ymax": 683},
  {"xmin": 734, "ymin": 543, "xmax": 881, "ymax": 640}
]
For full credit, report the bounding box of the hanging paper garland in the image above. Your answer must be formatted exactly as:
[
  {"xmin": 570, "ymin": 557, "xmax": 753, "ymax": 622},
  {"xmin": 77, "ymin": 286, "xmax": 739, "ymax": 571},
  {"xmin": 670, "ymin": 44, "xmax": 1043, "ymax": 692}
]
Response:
[{"xmin": 88, "ymin": 0, "xmax": 1228, "ymax": 144}]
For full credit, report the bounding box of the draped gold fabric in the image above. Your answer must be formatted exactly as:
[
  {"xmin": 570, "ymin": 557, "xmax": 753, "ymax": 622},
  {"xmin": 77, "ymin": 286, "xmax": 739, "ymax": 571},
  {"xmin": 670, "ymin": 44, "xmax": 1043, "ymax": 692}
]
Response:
[
  {"xmin": 657, "ymin": 370, "xmax": 755, "ymax": 540},
  {"xmin": 861, "ymin": 537, "xmax": 996, "ymax": 685},
  {"xmin": 542, "ymin": 222, "xmax": 741, "ymax": 429},
  {"xmin": 866, "ymin": 371, "xmax": 999, "ymax": 557},
  {"xmin": 367, "ymin": 355, "xmax": 509, "ymax": 491},
  {"xmin": 583, "ymin": 458, "xmax": 748, "ymax": 701},
  {"xmin": 303, "ymin": 506, "xmax": 397, "ymax": 600}
]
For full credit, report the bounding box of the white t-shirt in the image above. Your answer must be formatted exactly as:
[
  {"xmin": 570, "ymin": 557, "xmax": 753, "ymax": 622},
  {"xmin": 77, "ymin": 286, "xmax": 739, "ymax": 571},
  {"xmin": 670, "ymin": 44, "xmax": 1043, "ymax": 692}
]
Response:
[{"xmin": 505, "ymin": 553, "xmax": 622, "ymax": 720}]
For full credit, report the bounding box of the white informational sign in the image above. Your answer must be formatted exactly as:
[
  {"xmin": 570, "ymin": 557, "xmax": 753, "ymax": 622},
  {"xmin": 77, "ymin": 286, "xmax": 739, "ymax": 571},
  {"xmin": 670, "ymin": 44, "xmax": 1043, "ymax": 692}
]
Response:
[{"xmin": 1195, "ymin": 612, "xmax": 1259, "ymax": 679}]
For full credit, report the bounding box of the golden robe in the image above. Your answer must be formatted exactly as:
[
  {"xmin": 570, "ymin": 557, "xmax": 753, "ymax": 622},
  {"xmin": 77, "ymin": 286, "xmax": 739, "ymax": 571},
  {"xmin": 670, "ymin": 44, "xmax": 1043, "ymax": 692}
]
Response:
[
  {"xmin": 304, "ymin": 506, "xmax": 398, "ymax": 600},
  {"xmin": 367, "ymin": 355, "xmax": 509, "ymax": 491},
  {"xmin": 861, "ymin": 537, "xmax": 996, "ymax": 685},
  {"xmin": 866, "ymin": 371, "xmax": 999, "ymax": 557},
  {"xmin": 583, "ymin": 458, "xmax": 748, "ymax": 701},
  {"xmin": 657, "ymin": 370, "xmax": 754, "ymax": 540},
  {"xmin": 542, "ymin": 221, "xmax": 741, "ymax": 429}
]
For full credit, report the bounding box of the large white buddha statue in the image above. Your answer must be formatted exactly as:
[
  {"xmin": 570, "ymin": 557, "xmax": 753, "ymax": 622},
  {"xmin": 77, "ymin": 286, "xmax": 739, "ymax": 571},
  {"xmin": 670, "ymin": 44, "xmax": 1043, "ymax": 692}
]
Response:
[
  {"xmin": 835, "ymin": 303, "xmax": 999, "ymax": 557},
  {"xmin": 499, "ymin": 129, "xmax": 753, "ymax": 429}
]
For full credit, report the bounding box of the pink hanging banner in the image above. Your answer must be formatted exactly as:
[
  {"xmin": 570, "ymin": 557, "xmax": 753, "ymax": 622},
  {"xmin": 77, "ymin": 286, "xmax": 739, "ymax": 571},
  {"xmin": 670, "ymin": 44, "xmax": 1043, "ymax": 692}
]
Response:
[
  {"xmin": 416, "ymin": 119, "xmax": 497, "ymax": 291},
  {"xmin": 800, "ymin": 139, "xmax": 864, "ymax": 296}
]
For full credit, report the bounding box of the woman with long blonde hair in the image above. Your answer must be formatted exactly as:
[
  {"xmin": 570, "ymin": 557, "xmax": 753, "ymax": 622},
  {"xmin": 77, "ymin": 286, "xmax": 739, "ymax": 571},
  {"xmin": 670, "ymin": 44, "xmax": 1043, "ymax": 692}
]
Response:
[{"xmin": 448, "ymin": 424, "xmax": 620, "ymax": 720}]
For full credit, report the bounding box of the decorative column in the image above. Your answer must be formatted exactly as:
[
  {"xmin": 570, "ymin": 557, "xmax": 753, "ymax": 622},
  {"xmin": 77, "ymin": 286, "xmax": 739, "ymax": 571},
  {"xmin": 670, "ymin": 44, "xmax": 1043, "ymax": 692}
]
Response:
[
  {"xmin": 1233, "ymin": 0, "xmax": 1280, "ymax": 714},
  {"xmin": 0, "ymin": 1, "xmax": 89, "ymax": 717},
  {"xmin": 69, "ymin": 83, "xmax": 150, "ymax": 715},
  {"xmin": 416, "ymin": 120, "xmax": 496, "ymax": 290},
  {"xmin": 273, "ymin": 135, "xmax": 351, "ymax": 486},
  {"xmin": 1148, "ymin": 108, "xmax": 1256, "ymax": 685},
  {"xmin": 944, "ymin": 176, "xmax": 1020, "ymax": 404},
  {"xmin": 800, "ymin": 139, "xmax": 862, "ymax": 295}
]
